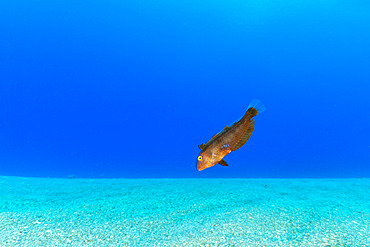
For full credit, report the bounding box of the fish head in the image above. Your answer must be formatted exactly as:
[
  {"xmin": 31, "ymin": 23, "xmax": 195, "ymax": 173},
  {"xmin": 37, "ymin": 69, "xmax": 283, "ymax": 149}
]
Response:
[{"xmin": 196, "ymin": 152, "xmax": 214, "ymax": 171}]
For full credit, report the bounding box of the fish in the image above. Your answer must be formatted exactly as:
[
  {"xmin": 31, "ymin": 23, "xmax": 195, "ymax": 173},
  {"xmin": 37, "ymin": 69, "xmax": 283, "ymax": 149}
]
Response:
[{"xmin": 196, "ymin": 99, "xmax": 265, "ymax": 171}]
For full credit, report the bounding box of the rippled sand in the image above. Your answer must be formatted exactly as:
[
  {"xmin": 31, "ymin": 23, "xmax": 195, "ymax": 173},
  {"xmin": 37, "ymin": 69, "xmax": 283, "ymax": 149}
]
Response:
[{"xmin": 1, "ymin": 177, "xmax": 369, "ymax": 246}]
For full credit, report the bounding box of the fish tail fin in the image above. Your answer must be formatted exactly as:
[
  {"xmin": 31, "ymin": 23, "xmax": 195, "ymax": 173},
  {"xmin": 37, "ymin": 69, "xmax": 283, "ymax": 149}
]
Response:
[{"xmin": 247, "ymin": 99, "xmax": 265, "ymax": 116}]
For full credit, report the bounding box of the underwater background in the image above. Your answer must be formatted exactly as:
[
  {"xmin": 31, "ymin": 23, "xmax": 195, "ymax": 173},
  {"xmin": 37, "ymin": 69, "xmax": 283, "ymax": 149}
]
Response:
[
  {"xmin": 0, "ymin": 0, "xmax": 369, "ymax": 179},
  {"xmin": 1, "ymin": 1, "xmax": 370, "ymax": 246}
]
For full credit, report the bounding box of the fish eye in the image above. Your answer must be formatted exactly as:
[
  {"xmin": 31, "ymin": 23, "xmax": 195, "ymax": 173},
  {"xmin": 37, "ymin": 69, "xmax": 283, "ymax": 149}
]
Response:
[{"xmin": 198, "ymin": 156, "xmax": 202, "ymax": 161}]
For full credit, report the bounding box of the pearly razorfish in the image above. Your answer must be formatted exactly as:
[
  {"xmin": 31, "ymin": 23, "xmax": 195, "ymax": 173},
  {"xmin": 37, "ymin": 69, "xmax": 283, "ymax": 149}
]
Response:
[{"xmin": 196, "ymin": 99, "xmax": 265, "ymax": 171}]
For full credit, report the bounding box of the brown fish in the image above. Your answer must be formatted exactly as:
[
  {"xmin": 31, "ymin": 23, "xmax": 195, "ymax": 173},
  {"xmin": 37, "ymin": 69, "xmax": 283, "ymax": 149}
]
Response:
[{"xmin": 196, "ymin": 99, "xmax": 265, "ymax": 171}]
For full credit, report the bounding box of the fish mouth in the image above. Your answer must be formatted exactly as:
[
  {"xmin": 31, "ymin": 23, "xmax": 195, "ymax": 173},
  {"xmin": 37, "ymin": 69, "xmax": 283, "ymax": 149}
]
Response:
[
  {"xmin": 197, "ymin": 158, "xmax": 212, "ymax": 171},
  {"xmin": 197, "ymin": 161, "xmax": 205, "ymax": 171}
]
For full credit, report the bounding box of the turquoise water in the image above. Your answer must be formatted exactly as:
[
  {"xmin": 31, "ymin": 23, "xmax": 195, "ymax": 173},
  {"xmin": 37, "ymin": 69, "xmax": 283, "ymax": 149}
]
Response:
[
  {"xmin": 1, "ymin": 176, "xmax": 369, "ymax": 246},
  {"xmin": 1, "ymin": 0, "xmax": 369, "ymax": 178}
]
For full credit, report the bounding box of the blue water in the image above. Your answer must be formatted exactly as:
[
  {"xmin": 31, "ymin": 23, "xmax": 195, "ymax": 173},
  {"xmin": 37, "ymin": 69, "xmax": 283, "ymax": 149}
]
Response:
[{"xmin": 0, "ymin": 0, "xmax": 369, "ymax": 178}]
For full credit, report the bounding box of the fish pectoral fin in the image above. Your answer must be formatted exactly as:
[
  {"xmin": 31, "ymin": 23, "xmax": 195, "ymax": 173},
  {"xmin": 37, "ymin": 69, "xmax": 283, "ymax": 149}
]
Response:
[
  {"xmin": 218, "ymin": 159, "xmax": 228, "ymax": 166},
  {"xmin": 231, "ymin": 119, "xmax": 255, "ymax": 151},
  {"xmin": 198, "ymin": 143, "xmax": 205, "ymax": 150}
]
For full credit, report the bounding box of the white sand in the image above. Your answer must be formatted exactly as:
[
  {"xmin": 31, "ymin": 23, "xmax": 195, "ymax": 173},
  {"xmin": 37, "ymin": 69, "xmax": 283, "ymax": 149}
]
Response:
[{"xmin": 1, "ymin": 176, "xmax": 369, "ymax": 246}]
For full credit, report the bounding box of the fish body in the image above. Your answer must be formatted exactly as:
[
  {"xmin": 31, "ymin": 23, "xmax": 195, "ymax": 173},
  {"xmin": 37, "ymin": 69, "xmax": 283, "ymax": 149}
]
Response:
[{"xmin": 196, "ymin": 99, "xmax": 264, "ymax": 171}]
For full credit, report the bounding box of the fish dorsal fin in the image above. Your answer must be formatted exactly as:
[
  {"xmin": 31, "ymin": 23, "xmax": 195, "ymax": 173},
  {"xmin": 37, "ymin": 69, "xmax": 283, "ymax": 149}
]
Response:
[
  {"xmin": 198, "ymin": 143, "xmax": 205, "ymax": 150},
  {"xmin": 210, "ymin": 133, "xmax": 218, "ymax": 140},
  {"xmin": 206, "ymin": 125, "xmax": 230, "ymax": 144},
  {"xmin": 211, "ymin": 126, "xmax": 228, "ymax": 140},
  {"xmin": 218, "ymin": 159, "xmax": 228, "ymax": 166},
  {"xmin": 231, "ymin": 119, "xmax": 255, "ymax": 151}
]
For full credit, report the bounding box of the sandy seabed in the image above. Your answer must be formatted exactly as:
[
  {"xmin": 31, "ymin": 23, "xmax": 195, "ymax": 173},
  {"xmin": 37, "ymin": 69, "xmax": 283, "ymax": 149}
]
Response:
[{"xmin": 0, "ymin": 176, "xmax": 369, "ymax": 246}]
